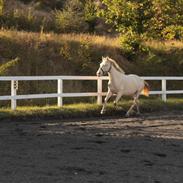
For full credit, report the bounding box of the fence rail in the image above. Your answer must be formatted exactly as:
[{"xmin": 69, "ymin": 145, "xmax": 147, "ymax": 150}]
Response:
[{"xmin": 0, "ymin": 76, "xmax": 183, "ymax": 110}]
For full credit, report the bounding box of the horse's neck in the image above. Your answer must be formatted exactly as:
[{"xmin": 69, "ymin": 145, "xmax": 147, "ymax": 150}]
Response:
[{"xmin": 108, "ymin": 66, "xmax": 124, "ymax": 84}]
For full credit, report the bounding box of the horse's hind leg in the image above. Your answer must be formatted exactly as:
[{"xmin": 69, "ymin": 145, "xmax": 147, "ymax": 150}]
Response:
[
  {"xmin": 101, "ymin": 90, "xmax": 112, "ymax": 114},
  {"xmin": 134, "ymin": 92, "xmax": 140, "ymax": 114},
  {"xmin": 135, "ymin": 98, "xmax": 140, "ymax": 115},
  {"xmin": 126, "ymin": 101, "xmax": 136, "ymax": 117},
  {"xmin": 126, "ymin": 93, "xmax": 140, "ymax": 117}
]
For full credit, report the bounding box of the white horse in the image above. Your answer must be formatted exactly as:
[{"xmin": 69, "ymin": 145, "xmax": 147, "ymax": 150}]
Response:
[{"xmin": 96, "ymin": 56, "xmax": 149, "ymax": 117}]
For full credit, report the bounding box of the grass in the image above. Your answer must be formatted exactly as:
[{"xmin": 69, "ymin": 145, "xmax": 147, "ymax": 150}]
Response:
[
  {"xmin": 145, "ymin": 40, "xmax": 183, "ymax": 51},
  {"xmin": 0, "ymin": 98, "xmax": 183, "ymax": 122},
  {"xmin": 0, "ymin": 29, "xmax": 119, "ymax": 48}
]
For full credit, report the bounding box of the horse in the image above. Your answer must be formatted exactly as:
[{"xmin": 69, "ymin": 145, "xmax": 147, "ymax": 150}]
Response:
[{"xmin": 96, "ymin": 56, "xmax": 149, "ymax": 117}]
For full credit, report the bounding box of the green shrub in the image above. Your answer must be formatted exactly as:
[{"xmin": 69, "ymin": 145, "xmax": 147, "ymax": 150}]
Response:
[
  {"xmin": 84, "ymin": 0, "xmax": 98, "ymax": 33},
  {"xmin": 55, "ymin": 9, "xmax": 88, "ymax": 33},
  {"xmin": 162, "ymin": 26, "xmax": 183, "ymax": 40},
  {"xmin": 55, "ymin": 0, "xmax": 88, "ymax": 33},
  {"xmin": 119, "ymin": 31, "xmax": 148, "ymax": 58}
]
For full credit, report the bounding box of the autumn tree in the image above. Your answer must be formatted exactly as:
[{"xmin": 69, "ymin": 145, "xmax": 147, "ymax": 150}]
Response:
[{"xmin": 98, "ymin": 0, "xmax": 183, "ymax": 39}]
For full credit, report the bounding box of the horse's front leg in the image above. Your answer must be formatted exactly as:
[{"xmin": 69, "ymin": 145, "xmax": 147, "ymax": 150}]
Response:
[
  {"xmin": 101, "ymin": 90, "xmax": 112, "ymax": 114},
  {"xmin": 113, "ymin": 91, "xmax": 123, "ymax": 106}
]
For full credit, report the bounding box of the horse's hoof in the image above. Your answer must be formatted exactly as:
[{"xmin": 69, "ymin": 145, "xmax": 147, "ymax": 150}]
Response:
[{"xmin": 100, "ymin": 110, "xmax": 105, "ymax": 115}]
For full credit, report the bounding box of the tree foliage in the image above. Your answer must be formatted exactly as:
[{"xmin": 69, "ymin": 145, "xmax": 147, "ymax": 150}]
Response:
[
  {"xmin": 84, "ymin": 0, "xmax": 98, "ymax": 32},
  {"xmin": 98, "ymin": 0, "xmax": 183, "ymax": 39},
  {"xmin": 1, "ymin": 0, "xmax": 183, "ymax": 39},
  {"xmin": 98, "ymin": 0, "xmax": 152, "ymax": 34},
  {"xmin": 148, "ymin": 0, "xmax": 183, "ymax": 38}
]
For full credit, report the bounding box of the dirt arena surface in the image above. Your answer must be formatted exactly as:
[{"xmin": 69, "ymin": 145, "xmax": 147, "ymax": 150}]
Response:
[{"xmin": 1, "ymin": 111, "xmax": 183, "ymax": 183}]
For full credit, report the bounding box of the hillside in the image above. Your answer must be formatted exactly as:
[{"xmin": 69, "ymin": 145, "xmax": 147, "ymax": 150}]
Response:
[
  {"xmin": 0, "ymin": 29, "xmax": 183, "ymax": 107},
  {"xmin": 0, "ymin": 29, "xmax": 131, "ymax": 76},
  {"xmin": 0, "ymin": 29, "xmax": 131, "ymax": 106},
  {"xmin": 1, "ymin": 29, "xmax": 183, "ymax": 77}
]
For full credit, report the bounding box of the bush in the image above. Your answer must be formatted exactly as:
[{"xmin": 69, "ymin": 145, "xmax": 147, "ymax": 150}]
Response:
[
  {"xmin": 162, "ymin": 26, "xmax": 183, "ymax": 40},
  {"xmin": 55, "ymin": 9, "xmax": 88, "ymax": 33},
  {"xmin": 84, "ymin": 0, "xmax": 98, "ymax": 33},
  {"xmin": 54, "ymin": 0, "xmax": 89, "ymax": 33},
  {"xmin": 119, "ymin": 31, "xmax": 148, "ymax": 58}
]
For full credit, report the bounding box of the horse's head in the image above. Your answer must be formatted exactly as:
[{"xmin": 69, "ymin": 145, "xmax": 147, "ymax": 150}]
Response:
[{"xmin": 96, "ymin": 56, "xmax": 112, "ymax": 77}]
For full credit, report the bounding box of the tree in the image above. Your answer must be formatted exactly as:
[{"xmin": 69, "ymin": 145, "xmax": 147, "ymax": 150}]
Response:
[
  {"xmin": 148, "ymin": 0, "xmax": 183, "ymax": 38},
  {"xmin": 98, "ymin": 0, "xmax": 153, "ymax": 34},
  {"xmin": 97, "ymin": 0, "xmax": 183, "ymax": 39}
]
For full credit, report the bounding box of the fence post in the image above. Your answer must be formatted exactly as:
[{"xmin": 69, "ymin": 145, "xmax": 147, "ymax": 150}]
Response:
[
  {"xmin": 162, "ymin": 79, "xmax": 167, "ymax": 102},
  {"xmin": 97, "ymin": 77, "xmax": 102, "ymax": 105},
  {"xmin": 57, "ymin": 79, "xmax": 63, "ymax": 107},
  {"xmin": 11, "ymin": 80, "xmax": 17, "ymax": 110}
]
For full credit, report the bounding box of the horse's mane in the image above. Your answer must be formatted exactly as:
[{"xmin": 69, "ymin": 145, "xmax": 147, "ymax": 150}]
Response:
[{"xmin": 107, "ymin": 57, "xmax": 125, "ymax": 73}]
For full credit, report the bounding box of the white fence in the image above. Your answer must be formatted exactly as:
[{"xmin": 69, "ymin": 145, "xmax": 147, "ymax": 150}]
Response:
[{"xmin": 0, "ymin": 76, "xmax": 183, "ymax": 110}]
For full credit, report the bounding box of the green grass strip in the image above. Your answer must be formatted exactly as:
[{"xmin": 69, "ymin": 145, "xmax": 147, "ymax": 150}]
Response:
[{"xmin": 0, "ymin": 98, "xmax": 183, "ymax": 122}]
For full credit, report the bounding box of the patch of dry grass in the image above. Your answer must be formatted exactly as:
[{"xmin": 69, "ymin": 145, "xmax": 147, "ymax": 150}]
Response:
[
  {"xmin": 0, "ymin": 29, "xmax": 120, "ymax": 48},
  {"xmin": 145, "ymin": 40, "xmax": 183, "ymax": 51}
]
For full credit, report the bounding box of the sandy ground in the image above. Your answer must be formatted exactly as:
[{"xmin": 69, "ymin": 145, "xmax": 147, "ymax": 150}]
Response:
[{"xmin": 1, "ymin": 112, "xmax": 183, "ymax": 183}]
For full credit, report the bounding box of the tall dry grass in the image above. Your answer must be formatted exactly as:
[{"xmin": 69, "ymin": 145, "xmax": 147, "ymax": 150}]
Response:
[{"xmin": 145, "ymin": 40, "xmax": 183, "ymax": 51}]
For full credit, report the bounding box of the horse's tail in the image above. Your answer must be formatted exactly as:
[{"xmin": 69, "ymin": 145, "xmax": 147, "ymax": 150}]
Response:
[{"xmin": 141, "ymin": 81, "xmax": 150, "ymax": 97}]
